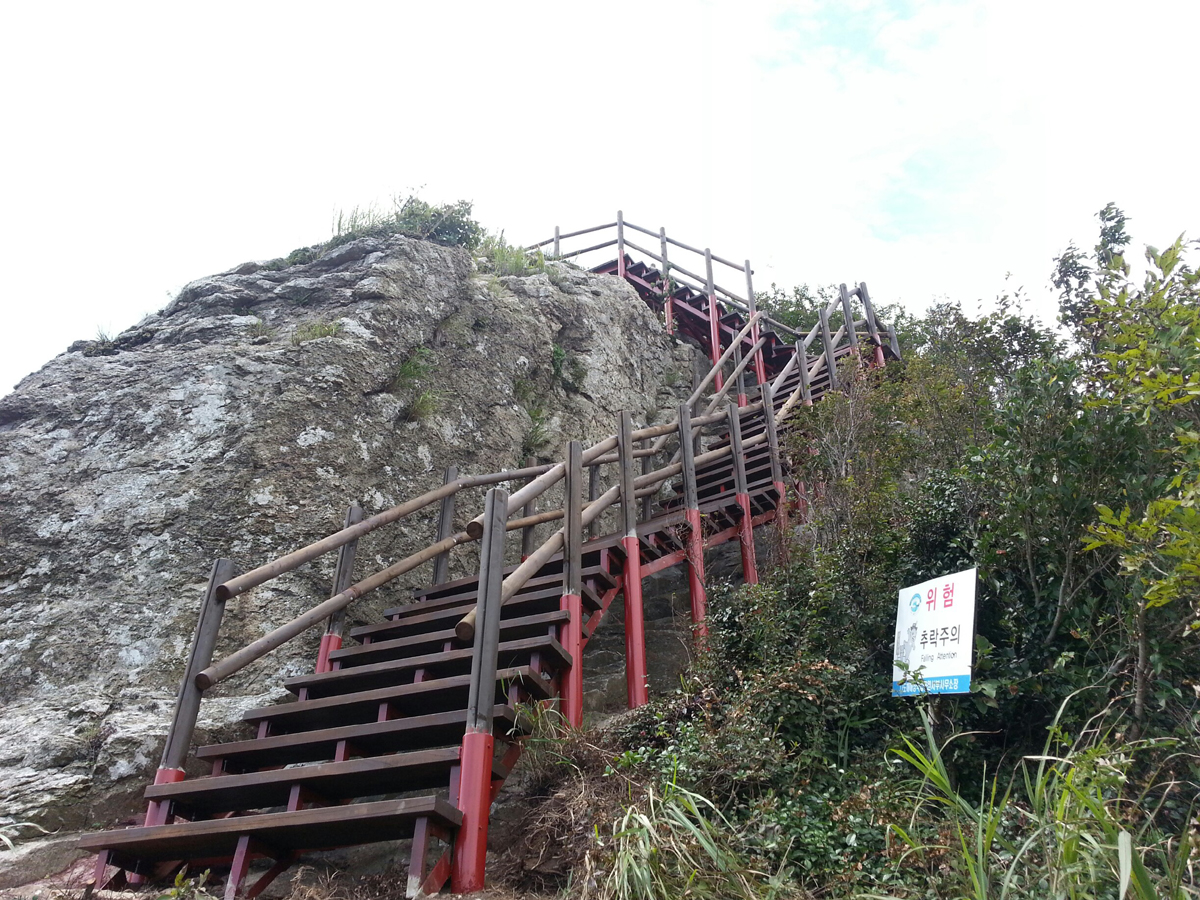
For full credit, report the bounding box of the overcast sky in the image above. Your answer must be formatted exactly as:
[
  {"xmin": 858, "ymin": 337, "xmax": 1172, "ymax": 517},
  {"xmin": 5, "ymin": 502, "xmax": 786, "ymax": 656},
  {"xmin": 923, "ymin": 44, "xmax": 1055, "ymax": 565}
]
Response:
[{"xmin": 2, "ymin": 0, "xmax": 1196, "ymax": 396}]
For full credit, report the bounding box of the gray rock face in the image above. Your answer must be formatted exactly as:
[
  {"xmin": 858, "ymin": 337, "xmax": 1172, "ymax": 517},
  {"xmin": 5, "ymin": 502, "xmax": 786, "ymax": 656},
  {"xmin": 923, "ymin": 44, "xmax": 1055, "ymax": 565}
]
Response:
[{"xmin": 0, "ymin": 234, "xmax": 699, "ymax": 848}]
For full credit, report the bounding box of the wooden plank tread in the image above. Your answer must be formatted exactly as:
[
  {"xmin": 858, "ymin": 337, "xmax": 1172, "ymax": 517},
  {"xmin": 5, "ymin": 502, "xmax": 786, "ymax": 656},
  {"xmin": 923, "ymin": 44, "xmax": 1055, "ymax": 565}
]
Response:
[
  {"xmin": 78, "ymin": 796, "xmax": 460, "ymax": 863},
  {"xmin": 284, "ymin": 635, "xmax": 571, "ymax": 697},
  {"xmin": 195, "ymin": 706, "xmax": 519, "ymax": 769}
]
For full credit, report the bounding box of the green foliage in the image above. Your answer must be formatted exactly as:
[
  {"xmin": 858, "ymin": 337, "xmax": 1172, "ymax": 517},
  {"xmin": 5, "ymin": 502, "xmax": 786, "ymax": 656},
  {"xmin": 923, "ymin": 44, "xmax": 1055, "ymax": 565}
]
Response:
[
  {"xmin": 521, "ymin": 405, "xmax": 549, "ymax": 458},
  {"xmin": 290, "ymin": 319, "xmax": 342, "ymax": 345},
  {"xmin": 479, "ymin": 231, "xmax": 546, "ymax": 276},
  {"xmin": 401, "ymin": 389, "xmax": 439, "ymax": 422},
  {"xmin": 388, "ymin": 347, "xmax": 435, "ymax": 394},
  {"xmin": 330, "ymin": 194, "xmax": 482, "ymax": 250},
  {"xmin": 603, "ymin": 780, "xmax": 783, "ymax": 900},
  {"xmin": 246, "ymin": 317, "xmax": 274, "ymax": 340},
  {"xmin": 262, "ymin": 193, "xmax": 482, "ymax": 271},
  {"xmin": 155, "ymin": 867, "xmax": 215, "ymax": 900}
]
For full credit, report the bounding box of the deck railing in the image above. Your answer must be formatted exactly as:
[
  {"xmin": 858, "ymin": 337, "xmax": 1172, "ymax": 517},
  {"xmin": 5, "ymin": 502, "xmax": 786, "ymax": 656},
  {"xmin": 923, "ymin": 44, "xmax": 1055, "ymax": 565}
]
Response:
[{"xmin": 154, "ymin": 220, "xmax": 902, "ymax": 780}]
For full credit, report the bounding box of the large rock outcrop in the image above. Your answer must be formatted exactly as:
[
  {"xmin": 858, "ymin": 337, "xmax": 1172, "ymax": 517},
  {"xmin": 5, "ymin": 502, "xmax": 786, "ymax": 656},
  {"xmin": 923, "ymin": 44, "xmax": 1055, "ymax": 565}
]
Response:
[{"xmin": 0, "ymin": 234, "xmax": 698, "ymax": 851}]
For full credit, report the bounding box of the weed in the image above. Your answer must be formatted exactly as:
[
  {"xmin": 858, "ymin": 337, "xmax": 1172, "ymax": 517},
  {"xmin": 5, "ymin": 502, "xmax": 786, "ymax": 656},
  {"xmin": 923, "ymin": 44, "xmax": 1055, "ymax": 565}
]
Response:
[
  {"xmin": 521, "ymin": 406, "xmax": 549, "ymax": 458},
  {"xmin": 400, "ymin": 389, "xmax": 440, "ymax": 422},
  {"xmin": 513, "ymin": 377, "xmax": 536, "ymax": 405},
  {"xmin": 551, "ymin": 344, "xmax": 567, "ymax": 380},
  {"xmin": 246, "ymin": 318, "xmax": 274, "ymax": 340},
  {"xmin": 0, "ymin": 821, "xmax": 54, "ymax": 851},
  {"xmin": 483, "ymin": 274, "xmax": 507, "ymax": 297},
  {"xmin": 330, "ymin": 195, "xmax": 481, "ymax": 250},
  {"xmin": 291, "ymin": 320, "xmax": 342, "ymax": 345},
  {"xmin": 94, "ymin": 327, "xmax": 112, "ymax": 344},
  {"xmin": 480, "ymin": 231, "xmax": 545, "ymax": 277},
  {"xmin": 261, "ymin": 245, "xmax": 321, "ymax": 271},
  {"xmin": 388, "ymin": 348, "xmax": 435, "ymax": 394},
  {"xmin": 154, "ymin": 867, "xmax": 215, "ymax": 900}
]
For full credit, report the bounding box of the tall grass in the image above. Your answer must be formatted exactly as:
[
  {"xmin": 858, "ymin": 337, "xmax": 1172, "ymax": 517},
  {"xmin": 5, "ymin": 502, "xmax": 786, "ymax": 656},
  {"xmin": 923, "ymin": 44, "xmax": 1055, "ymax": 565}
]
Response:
[{"xmin": 872, "ymin": 697, "xmax": 1199, "ymax": 900}]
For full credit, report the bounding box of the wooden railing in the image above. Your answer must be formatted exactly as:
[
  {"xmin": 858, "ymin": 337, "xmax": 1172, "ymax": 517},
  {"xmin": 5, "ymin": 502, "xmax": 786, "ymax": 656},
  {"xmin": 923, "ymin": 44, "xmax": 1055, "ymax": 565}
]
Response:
[{"xmin": 155, "ymin": 221, "xmax": 902, "ymax": 778}]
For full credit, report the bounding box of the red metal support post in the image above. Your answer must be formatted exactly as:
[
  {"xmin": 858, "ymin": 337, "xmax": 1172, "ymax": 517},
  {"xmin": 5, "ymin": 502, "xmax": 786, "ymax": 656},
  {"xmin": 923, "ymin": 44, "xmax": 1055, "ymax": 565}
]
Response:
[
  {"xmin": 726, "ymin": 400, "xmax": 758, "ymax": 586},
  {"xmin": 559, "ymin": 441, "xmax": 584, "ymax": 727},
  {"xmin": 451, "ymin": 486, "xmax": 509, "ymax": 894},
  {"xmin": 618, "ymin": 411, "xmax": 649, "ymax": 707},
  {"xmin": 677, "ymin": 404, "xmax": 708, "ymax": 637}
]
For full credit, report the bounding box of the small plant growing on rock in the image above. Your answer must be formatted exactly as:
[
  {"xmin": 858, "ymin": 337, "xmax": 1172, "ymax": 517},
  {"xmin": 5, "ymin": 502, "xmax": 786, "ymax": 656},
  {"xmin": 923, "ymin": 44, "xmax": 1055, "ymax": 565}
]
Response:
[
  {"xmin": 246, "ymin": 318, "xmax": 274, "ymax": 341},
  {"xmin": 291, "ymin": 320, "xmax": 342, "ymax": 345},
  {"xmin": 1, "ymin": 820, "xmax": 54, "ymax": 851},
  {"xmin": 480, "ymin": 231, "xmax": 545, "ymax": 277},
  {"xmin": 388, "ymin": 348, "xmax": 435, "ymax": 394},
  {"xmin": 401, "ymin": 389, "xmax": 440, "ymax": 422}
]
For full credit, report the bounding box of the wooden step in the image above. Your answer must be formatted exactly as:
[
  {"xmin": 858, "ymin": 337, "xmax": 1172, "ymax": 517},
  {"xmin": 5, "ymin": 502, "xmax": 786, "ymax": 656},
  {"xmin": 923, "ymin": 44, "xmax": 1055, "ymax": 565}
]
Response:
[
  {"xmin": 359, "ymin": 582, "xmax": 598, "ymax": 641},
  {"xmin": 333, "ymin": 610, "xmax": 568, "ymax": 668},
  {"xmin": 145, "ymin": 747, "xmax": 499, "ymax": 816},
  {"xmin": 243, "ymin": 667, "xmax": 551, "ymax": 733},
  {"xmin": 285, "ymin": 635, "xmax": 570, "ymax": 699},
  {"xmin": 412, "ymin": 559, "xmax": 618, "ymax": 604},
  {"xmin": 197, "ymin": 706, "xmax": 520, "ymax": 772},
  {"xmin": 79, "ymin": 795, "xmax": 461, "ymax": 866}
]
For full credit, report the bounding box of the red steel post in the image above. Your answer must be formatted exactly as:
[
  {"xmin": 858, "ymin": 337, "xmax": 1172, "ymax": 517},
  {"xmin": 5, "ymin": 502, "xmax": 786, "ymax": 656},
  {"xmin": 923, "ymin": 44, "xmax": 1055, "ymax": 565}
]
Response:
[
  {"xmin": 451, "ymin": 487, "xmax": 508, "ymax": 894},
  {"xmin": 559, "ymin": 441, "xmax": 585, "ymax": 726},
  {"xmin": 559, "ymin": 592, "xmax": 583, "ymax": 727},
  {"xmin": 451, "ymin": 729, "xmax": 494, "ymax": 893}
]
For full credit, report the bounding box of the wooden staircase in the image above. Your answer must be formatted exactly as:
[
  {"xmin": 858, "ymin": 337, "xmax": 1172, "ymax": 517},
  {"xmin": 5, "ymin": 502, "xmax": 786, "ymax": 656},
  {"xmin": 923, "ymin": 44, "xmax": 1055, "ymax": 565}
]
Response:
[{"xmin": 79, "ymin": 217, "xmax": 899, "ymax": 898}]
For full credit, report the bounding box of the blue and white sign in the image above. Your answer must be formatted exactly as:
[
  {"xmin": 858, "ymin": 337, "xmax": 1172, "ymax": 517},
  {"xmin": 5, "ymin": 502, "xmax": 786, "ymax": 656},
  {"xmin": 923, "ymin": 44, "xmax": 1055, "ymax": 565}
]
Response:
[{"xmin": 892, "ymin": 567, "xmax": 977, "ymax": 696}]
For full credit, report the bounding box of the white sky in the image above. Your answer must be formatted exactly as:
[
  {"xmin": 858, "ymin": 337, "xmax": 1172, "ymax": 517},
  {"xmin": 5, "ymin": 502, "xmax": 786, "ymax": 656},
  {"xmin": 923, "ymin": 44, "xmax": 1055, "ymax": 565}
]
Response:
[{"xmin": 2, "ymin": 0, "xmax": 1197, "ymax": 396}]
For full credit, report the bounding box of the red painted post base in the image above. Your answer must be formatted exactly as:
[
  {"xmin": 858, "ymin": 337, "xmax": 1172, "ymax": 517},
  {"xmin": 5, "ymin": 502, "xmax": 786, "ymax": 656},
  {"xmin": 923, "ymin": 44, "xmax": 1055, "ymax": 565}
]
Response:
[
  {"xmin": 315, "ymin": 633, "xmax": 342, "ymax": 674},
  {"xmin": 736, "ymin": 493, "xmax": 758, "ymax": 585},
  {"xmin": 874, "ymin": 344, "xmax": 886, "ymax": 367},
  {"xmin": 128, "ymin": 767, "xmax": 188, "ymax": 884},
  {"xmin": 621, "ymin": 536, "xmax": 649, "ymax": 708},
  {"xmin": 684, "ymin": 508, "xmax": 708, "ymax": 638},
  {"xmin": 451, "ymin": 730, "xmax": 494, "ymax": 894},
  {"xmin": 559, "ymin": 593, "xmax": 583, "ymax": 728}
]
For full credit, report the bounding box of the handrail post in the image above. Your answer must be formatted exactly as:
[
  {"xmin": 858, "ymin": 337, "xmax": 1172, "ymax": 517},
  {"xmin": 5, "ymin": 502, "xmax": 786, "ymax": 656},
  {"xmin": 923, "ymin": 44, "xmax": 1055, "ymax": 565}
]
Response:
[
  {"xmin": 148, "ymin": 558, "xmax": 236, "ymax": 826},
  {"xmin": 640, "ymin": 440, "xmax": 654, "ymax": 521},
  {"xmin": 859, "ymin": 282, "xmax": 885, "ymax": 367},
  {"xmin": 732, "ymin": 342, "xmax": 748, "ymax": 407},
  {"xmin": 746, "ymin": 259, "xmax": 767, "ymax": 386},
  {"xmin": 760, "ymin": 381, "xmax": 787, "ymax": 537},
  {"xmin": 660, "ymin": 227, "xmax": 674, "ymax": 334},
  {"xmin": 432, "ymin": 467, "xmax": 457, "ymax": 585},
  {"xmin": 559, "ymin": 441, "xmax": 584, "ymax": 727},
  {"xmin": 888, "ymin": 323, "xmax": 902, "ymax": 361},
  {"xmin": 618, "ymin": 412, "xmax": 649, "ymax": 708},
  {"xmin": 587, "ymin": 462, "xmax": 599, "ymax": 540},
  {"xmin": 552, "ymin": 225, "xmax": 560, "ymax": 259},
  {"xmin": 705, "ymin": 249, "xmax": 724, "ymax": 392},
  {"xmin": 727, "ymin": 401, "xmax": 758, "ymax": 586},
  {"xmin": 317, "ymin": 504, "xmax": 365, "ymax": 674},
  {"xmin": 616, "ymin": 210, "xmax": 626, "ymax": 278},
  {"xmin": 839, "ymin": 283, "xmax": 860, "ymax": 356},
  {"xmin": 677, "ymin": 404, "xmax": 708, "ymax": 637},
  {"xmin": 520, "ymin": 458, "xmax": 538, "ymax": 560},
  {"xmin": 797, "ymin": 341, "xmax": 813, "ymax": 405},
  {"xmin": 452, "ymin": 486, "xmax": 508, "ymax": 894},
  {"xmin": 819, "ymin": 306, "xmax": 840, "ymax": 391}
]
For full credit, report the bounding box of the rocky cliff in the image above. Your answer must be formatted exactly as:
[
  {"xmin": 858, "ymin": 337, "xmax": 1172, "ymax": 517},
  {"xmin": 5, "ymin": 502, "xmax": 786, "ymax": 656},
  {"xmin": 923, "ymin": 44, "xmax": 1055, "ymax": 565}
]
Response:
[{"xmin": 0, "ymin": 234, "xmax": 698, "ymax": 860}]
